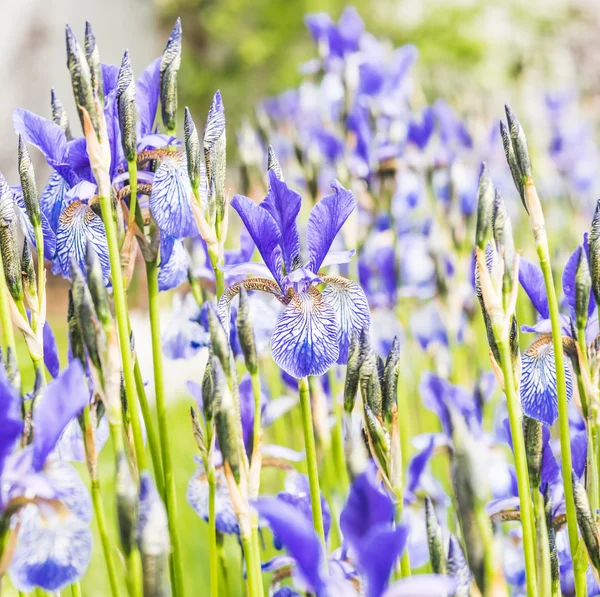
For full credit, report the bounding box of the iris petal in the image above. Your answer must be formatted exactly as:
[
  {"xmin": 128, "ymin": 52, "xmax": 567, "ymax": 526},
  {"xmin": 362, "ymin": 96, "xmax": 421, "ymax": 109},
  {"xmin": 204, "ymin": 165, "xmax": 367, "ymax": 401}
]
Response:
[
  {"xmin": 44, "ymin": 460, "xmax": 93, "ymax": 523},
  {"xmin": 136, "ymin": 57, "xmax": 161, "ymax": 137},
  {"xmin": 13, "ymin": 189, "xmax": 57, "ymax": 259},
  {"xmin": 307, "ymin": 180, "xmax": 355, "ymax": 272},
  {"xmin": 9, "ymin": 504, "xmax": 92, "ymax": 592},
  {"xmin": 56, "ymin": 200, "xmax": 110, "ymax": 283},
  {"xmin": 158, "ymin": 238, "xmax": 189, "ymax": 291},
  {"xmin": 261, "ymin": 170, "xmax": 302, "ymax": 272},
  {"xmin": 0, "ymin": 373, "xmax": 24, "ymax": 475},
  {"xmin": 271, "ymin": 287, "xmax": 339, "ymax": 378},
  {"xmin": 149, "ymin": 154, "xmax": 196, "ymax": 239},
  {"xmin": 321, "ymin": 275, "xmax": 370, "ymax": 364},
  {"xmin": 518, "ymin": 258, "xmax": 550, "ymax": 319},
  {"xmin": 520, "ymin": 337, "xmax": 573, "ymax": 426},
  {"xmin": 40, "ymin": 172, "xmax": 71, "ymax": 232},
  {"xmin": 43, "ymin": 321, "xmax": 60, "ymax": 379}
]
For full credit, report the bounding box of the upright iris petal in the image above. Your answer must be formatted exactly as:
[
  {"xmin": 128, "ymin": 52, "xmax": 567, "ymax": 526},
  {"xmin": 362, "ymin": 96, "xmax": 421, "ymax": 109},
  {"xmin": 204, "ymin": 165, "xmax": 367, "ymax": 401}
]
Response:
[
  {"xmin": 271, "ymin": 287, "xmax": 339, "ymax": 378},
  {"xmin": 306, "ymin": 179, "xmax": 354, "ymax": 271},
  {"xmin": 0, "ymin": 373, "xmax": 24, "ymax": 475},
  {"xmin": 13, "ymin": 189, "xmax": 57, "ymax": 259},
  {"xmin": 261, "ymin": 170, "xmax": 301, "ymax": 272},
  {"xmin": 40, "ymin": 172, "xmax": 71, "ymax": 233},
  {"xmin": 518, "ymin": 258, "xmax": 550, "ymax": 319},
  {"xmin": 136, "ymin": 57, "xmax": 161, "ymax": 137}
]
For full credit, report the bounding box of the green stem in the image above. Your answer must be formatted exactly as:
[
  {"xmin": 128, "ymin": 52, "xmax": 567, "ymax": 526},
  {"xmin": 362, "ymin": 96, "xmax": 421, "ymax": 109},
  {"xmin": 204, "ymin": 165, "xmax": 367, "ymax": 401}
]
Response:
[
  {"xmin": 207, "ymin": 467, "xmax": 219, "ymax": 597},
  {"xmin": 127, "ymin": 160, "xmax": 138, "ymax": 228},
  {"xmin": 533, "ymin": 489, "xmax": 551, "ymax": 597},
  {"xmin": 217, "ymin": 539, "xmax": 231, "ymax": 597},
  {"xmin": 298, "ymin": 377, "xmax": 328, "ymax": 562},
  {"xmin": 70, "ymin": 581, "xmax": 82, "ymax": 597},
  {"xmin": 127, "ymin": 549, "xmax": 143, "ymax": 597},
  {"xmin": 97, "ymin": 192, "xmax": 146, "ymax": 471},
  {"xmin": 250, "ymin": 372, "xmax": 262, "ymax": 462},
  {"xmin": 0, "ymin": 257, "xmax": 16, "ymax": 364},
  {"xmin": 328, "ymin": 367, "xmax": 349, "ymax": 496},
  {"xmin": 145, "ymin": 260, "xmax": 185, "ymax": 597},
  {"xmin": 496, "ymin": 336, "xmax": 538, "ymax": 596},
  {"xmin": 133, "ymin": 356, "xmax": 164, "ymax": 498},
  {"xmin": 241, "ymin": 531, "xmax": 261, "ymax": 597},
  {"xmin": 250, "ymin": 514, "xmax": 265, "ymax": 597},
  {"xmin": 208, "ymin": 247, "xmax": 224, "ymax": 300},
  {"xmin": 537, "ymin": 247, "xmax": 586, "ymax": 595},
  {"xmin": 394, "ymin": 498, "xmax": 411, "ymax": 577}
]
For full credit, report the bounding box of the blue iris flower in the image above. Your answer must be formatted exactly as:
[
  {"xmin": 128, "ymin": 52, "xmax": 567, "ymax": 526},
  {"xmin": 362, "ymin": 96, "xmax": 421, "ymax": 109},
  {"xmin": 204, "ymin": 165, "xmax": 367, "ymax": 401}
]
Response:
[
  {"xmin": 218, "ymin": 167, "xmax": 370, "ymax": 379},
  {"xmin": 518, "ymin": 240, "xmax": 589, "ymax": 425},
  {"xmin": 0, "ymin": 360, "xmax": 93, "ymax": 592}
]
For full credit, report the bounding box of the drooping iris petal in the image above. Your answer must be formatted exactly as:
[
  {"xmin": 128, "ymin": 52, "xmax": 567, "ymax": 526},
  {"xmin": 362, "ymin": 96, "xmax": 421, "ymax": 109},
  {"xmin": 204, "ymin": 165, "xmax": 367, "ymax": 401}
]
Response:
[
  {"xmin": 520, "ymin": 338, "xmax": 573, "ymax": 426},
  {"xmin": 162, "ymin": 293, "xmax": 209, "ymax": 360},
  {"xmin": 261, "ymin": 170, "xmax": 301, "ymax": 272},
  {"xmin": 518, "ymin": 258, "xmax": 550, "ymax": 319},
  {"xmin": 571, "ymin": 430, "xmax": 587, "ymax": 479},
  {"xmin": 271, "ymin": 287, "xmax": 339, "ymax": 378},
  {"xmin": 255, "ymin": 497, "xmax": 325, "ymax": 595},
  {"xmin": 562, "ymin": 245, "xmax": 583, "ymax": 314},
  {"xmin": 358, "ymin": 525, "xmax": 409, "ymax": 597},
  {"xmin": 275, "ymin": 489, "xmax": 331, "ymax": 545},
  {"xmin": 55, "ymin": 200, "xmax": 110, "ymax": 283},
  {"xmin": 158, "ymin": 238, "xmax": 189, "ymax": 291},
  {"xmin": 150, "ymin": 153, "xmax": 196, "ymax": 239},
  {"xmin": 40, "ymin": 172, "xmax": 71, "ymax": 233},
  {"xmin": 407, "ymin": 435, "xmax": 435, "ymax": 496},
  {"xmin": 43, "ymin": 460, "xmax": 93, "ymax": 523},
  {"xmin": 136, "ymin": 57, "xmax": 161, "ymax": 136},
  {"xmin": 231, "ymin": 194, "xmax": 284, "ymax": 284},
  {"xmin": 0, "ymin": 372, "xmax": 24, "ymax": 474},
  {"xmin": 54, "ymin": 416, "xmax": 109, "ymax": 464},
  {"xmin": 307, "ymin": 180, "xmax": 354, "ymax": 272},
  {"xmin": 340, "ymin": 462, "xmax": 394, "ymax": 550},
  {"xmin": 9, "ymin": 504, "xmax": 92, "ymax": 593},
  {"xmin": 43, "ymin": 321, "xmax": 60, "ymax": 379},
  {"xmin": 320, "ymin": 249, "xmax": 355, "ymax": 268},
  {"xmin": 32, "ymin": 360, "xmax": 89, "ymax": 471},
  {"xmin": 187, "ymin": 468, "xmax": 239, "ymax": 535},
  {"xmin": 321, "ymin": 276, "xmax": 370, "ymax": 364},
  {"xmin": 13, "ymin": 190, "xmax": 57, "ymax": 259}
]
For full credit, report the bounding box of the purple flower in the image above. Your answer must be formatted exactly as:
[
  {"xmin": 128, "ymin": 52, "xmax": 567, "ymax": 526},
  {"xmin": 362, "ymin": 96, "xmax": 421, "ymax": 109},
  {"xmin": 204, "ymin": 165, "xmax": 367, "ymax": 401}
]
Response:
[{"xmin": 219, "ymin": 168, "xmax": 370, "ymax": 379}]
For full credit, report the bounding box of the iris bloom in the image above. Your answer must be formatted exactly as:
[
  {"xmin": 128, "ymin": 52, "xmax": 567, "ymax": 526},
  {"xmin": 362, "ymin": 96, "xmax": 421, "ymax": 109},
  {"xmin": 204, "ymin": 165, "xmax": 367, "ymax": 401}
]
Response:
[
  {"xmin": 0, "ymin": 360, "xmax": 92, "ymax": 592},
  {"xmin": 218, "ymin": 168, "xmax": 370, "ymax": 379}
]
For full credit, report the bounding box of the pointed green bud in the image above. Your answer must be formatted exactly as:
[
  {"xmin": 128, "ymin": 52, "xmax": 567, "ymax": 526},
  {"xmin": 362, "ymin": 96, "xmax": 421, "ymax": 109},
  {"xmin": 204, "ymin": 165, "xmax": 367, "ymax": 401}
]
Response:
[
  {"xmin": 475, "ymin": 163, "xmax": 494, "ymax": 250},
  {"xmin": 573, "ymin": 472, "xmax": 600, "ymax": 573},
  {"xmin": 207, "ymin": 303, "xmax": 232, "ymax": 380},
  {"xmin": 116, "ymin": 453, "xmax": 138, "ymax": 556},
  {"xmin": 117, "ymin": 50, "xmax": 137, "ymax": 163},
  {"xmin": 85, "ymin": 241, "xmax": 112, "ymax": 328},
  {"xmin": 576, "ymin": 246, "xmax": 592, "ymax": 332},
  {"xmin": 204, "ymin": 91, "xmax": 226, "ymax": 228},
  {"xmin": 159, "ymin": 18, "xmax": 182, "ymax": 134},
  {"xmin": 70, "ymin": 258, "xmax": 102, "ymax": 371},
  {"xmin": 267, "ymin": 145, "xmax": 284, "ymax": 181},
  {"xmin": 66, "ymin": 24, "xmax": 98, "ymax": 133},
  {"xmin": 236, "ymin": 286, "xmax": 257, "ymax": 375},
  {"xmin": 344, "ymin": 329, "xmax": 362, "ymax": 413},
  {"xmin": 505, "ymin": 105, "xmax": 532, "ymax": 182},
  {"xmin": 68, "ymin": 289, "xmax": 86, "ymax": 365},
  {"xmin": 202, "ymin": 351, "xmax": 215, "ymax": 423},
  {"xmin": 213, "ymin": 356, "xmax": 241, "ymax": 483},
  {"xmin": 184, "ymin": 107, "xmax": 201, "ymax": 192},
  {"xmin": 492, "ymin": 189, "xmax": 515, "ymax": 292},
  {"xmin": 84, "ymin": 21, "xmax": 104, "ymax": 106},
  {"xmin": 590, "ymin": 200, "xmax": 600, "ymax": 307},
  {"xmin": 190, "ymin": 406, "xmax": 206, "ymax": 456},
  {"xmin": 523, "ymin": 416, "xmax": 543, "ymax": 489},
  {"xmin": 21, "ymin": 242, "xmax": 37, "ymax": 305},
  {"xmin": 51, "ymin": 88, "xmax": 72, "ymax": 140},
  {"xmin": 17, "ymin": 135, "xmax": 41, "ymax": 228},
  {"xmin": 137, "ymin": 473, "xmax": 170, "ymax": 597},
  {"xmin": 425, "ymin": 495, "xmax": 447, "ymax": 574},
  {"xmin": 382, "ymin": 336, "xmax": 400, "ymax": 423},
  {"xmin": 548, "ymin": 527, "xmax": 560, "ymax": 594},
  {"xmin": 363, "ymin": 402, "xmax": 389, "ymax": 473},
  {"xmin": 499, "ymin": 120, "xmax": 526, "ymax": 211},
  {"xmin": 0, "ymin": 175, "xmax": 23, "ymax": 303},
  {"xmin": 360, "ymin": 348, "xmax": 383, "ymax": 418}
]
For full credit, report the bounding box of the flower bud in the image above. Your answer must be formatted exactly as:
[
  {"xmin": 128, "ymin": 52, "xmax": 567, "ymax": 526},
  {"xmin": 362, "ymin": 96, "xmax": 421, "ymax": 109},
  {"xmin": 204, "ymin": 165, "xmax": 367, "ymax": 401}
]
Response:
[
  {"xmin": 17, "ymin": 135, "xmax": 41, "ymax": 228},
  {"xmin": 447, "ymin": 534, "xmax": 473, "ymax": 597},
  {"xmin": 190, "ymin": 406, "xmax": 206, "ymax": 456},
  {"xmin": 159, "ymin": 18, "xmax": 182, "ymax": 134},
  {"xmin": 360, "ymin": 349, "xmax": 383, "ymax": 418},
  {"xmin": 137, "ymin": 473, "xmax": 170, "ymax": 597},
  {"xmin": 116, "ymin": 452, "xmax": 138, "ymax": 556},
  {"xmin": 202, "ymin": 351, "xmax": 215, "ymax": 423},
  {"xmin": 207, "ymin": 303, "xmax": 232, "ymax": 380},
  {"xmin": 66, "ymin": 24, "xmax": 98, "ymax": 134},
  {"xmin": 236, "ymin": 286, "xmax": 257, "ymax": 375},
  {"xmin": 573, "ymin": 472, "xmax": 600, "ymax": 574},
  {"xmin": 504, "ymin": 105, "xmax": 532, "ymax": 182},
  {"xmin": 382, "ymin": 336, "xmax": 400, "ymax": 423},
  {"xmin": 425, "ymin": 495, "xmax": 447, "ymax": 575},
  {"xmin": 575, "ymin": 246, "xmax": 592, "ymax": 332},
  {"xmin": 84, "ymin": 22, "xmax": 104, "ymax": 106},
  {"xmin": 363, "ymin": 402, "xmax": 389, "ymax": 474},
  {"xmin": 85, "ymin": 241, "xmax": 112, "ymax": 328},
  {"xmin": 184, "ymin": 107, "xmax": 201, "ymax": 192},
  {"xmin": 475, "ymin": 162, "xmax": 494, "ymax": 250},
  {"xmin": 117, "ymin": 50, "xmax": 137, "ymax": 163},
  {"xmin": 499, "ymin": 120, "xmax": 526, "ymax": 211},
  {"xmin": 68, "ymin": 289, "xmax": 86, "ymax": 365},
  {"xmin": 267, "ymin": 144, "xmax": 284, "ymax": 181},
  {"xmin": 492, "ymin": 190, "xmax": 515, "ymax": 293},
  {"xmin": 344, "ymin": 329, "xmax": 362, "ymax": 413},
  {"xmin": 70, "ymin": 258, "xmax": 102, "ymax": 371},
  {"xmin": 523, "ymin": 416, "xmax": 543, "ymax": 489},
  {"xmin": 213, "ymin": 356, "xmax": 242, "ymax": 483},
  {"xmin": 204, "ymin": 91, "xmax": 226, "ymax": 227},
  {"xmin": 51, "ymin": 88, "xmax": 72, "ymax": 140},
  {"xmin": 548, "ymin": 527, "xmax": 559, "ymax": 595},
  {"xmin": 0, "ymin": 175, "xmax": 23, "ymax": 303},
  {"xmin": 21, "ymin": 241, "xmax": 37, "ymax": 307}
]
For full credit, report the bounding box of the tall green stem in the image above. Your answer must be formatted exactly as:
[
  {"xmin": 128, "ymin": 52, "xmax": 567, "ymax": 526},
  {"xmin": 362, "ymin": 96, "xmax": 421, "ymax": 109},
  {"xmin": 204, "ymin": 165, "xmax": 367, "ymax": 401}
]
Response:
[
  {"xmin": 298, "ymin": 377, "xmax": 327, "ymax": 560},
  {"xmin": 496, "ymin": 336, "xmax": 538, "ymax": 596},
  {"xmin": 145, "ymin": 260, "xmax": 185, "ymax": 597},
  {"xmin": 241, "ymin": 532, "xmax": 260, "ymax": 597},
  {"xmin": 207, "ymin": 466, "xmax": 219, "ymax": 597},
  {"xmin": 250, "ymin": 372, "xmax": 262, "ymax": 461},
  {"xmin": 127, "ymin": 160, "xmax": 138, "ymax": 227},
  {"xmin": 70, "ymin": 582, "xmax": 82, "ymax": 597},
  {"xmin": 97, "ymin": 191, "xmax": 146, "ymax": 471},
  {"xmin": 537, "ymin": 246, "xmax": 586, "ymax": 595},
  {"xmin": 0, "ymin": 257, "xmax": 16, "ymax": 362},
  {"xmin": 533, "ymin": 489, "xmax": 551, "ymax": 597}
]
